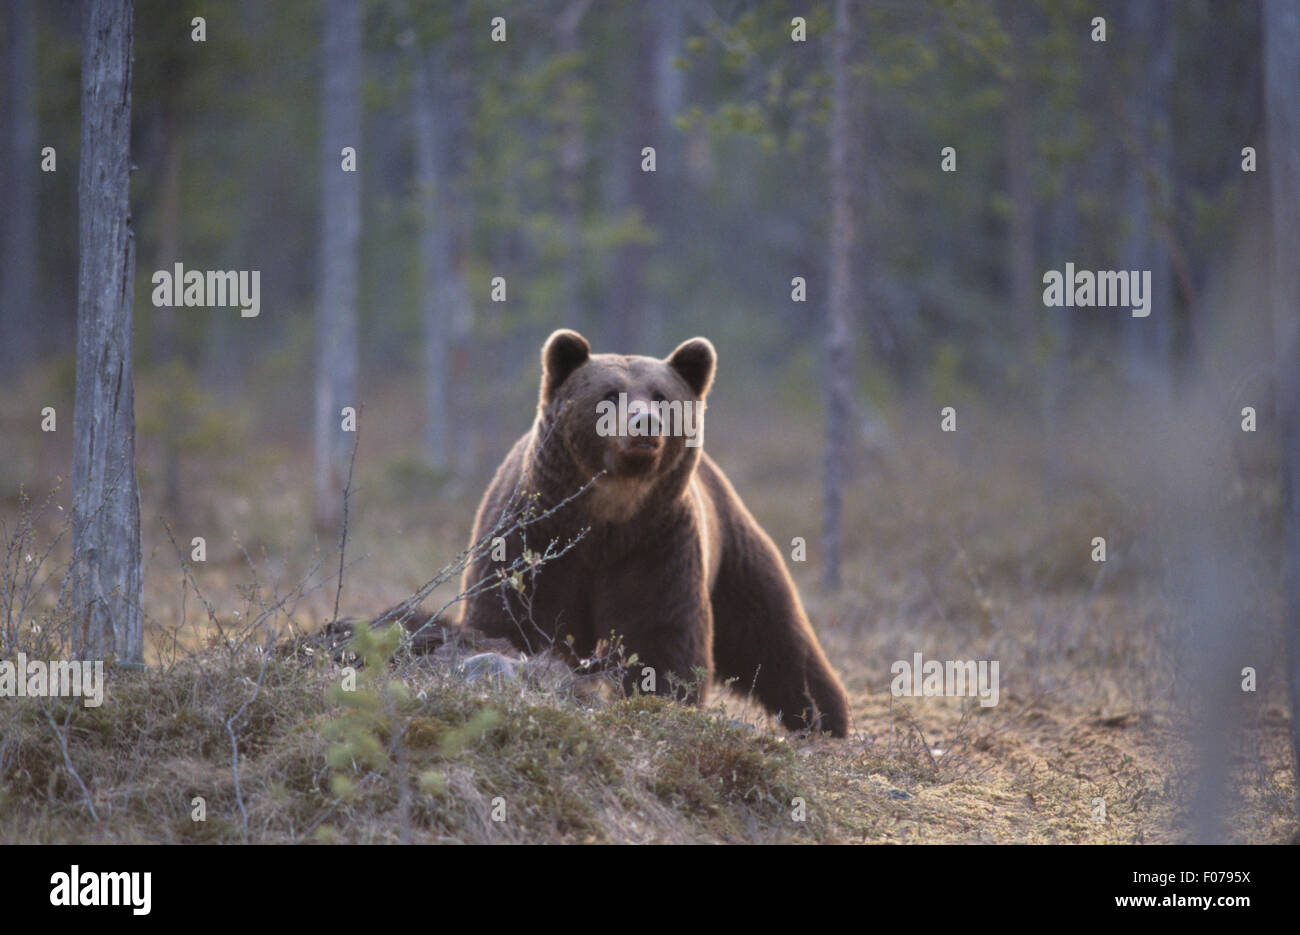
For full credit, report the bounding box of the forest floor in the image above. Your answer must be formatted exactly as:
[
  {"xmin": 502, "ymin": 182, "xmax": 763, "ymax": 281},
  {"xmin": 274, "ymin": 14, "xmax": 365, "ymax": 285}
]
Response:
[{"xmin": 0, "ymin": 364, "xmax": 1294, "ymax": 843}]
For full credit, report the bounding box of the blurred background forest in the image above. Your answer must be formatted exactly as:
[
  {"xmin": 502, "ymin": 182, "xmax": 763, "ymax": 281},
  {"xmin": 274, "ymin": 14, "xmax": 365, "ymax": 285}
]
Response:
[
  {"xmin": 0, "ymin": 0, "xmax": 1272, "ymax": 478},
  {"xmin": 1, "ymin": 0, "xmax": 1297, "ymax": 843}
]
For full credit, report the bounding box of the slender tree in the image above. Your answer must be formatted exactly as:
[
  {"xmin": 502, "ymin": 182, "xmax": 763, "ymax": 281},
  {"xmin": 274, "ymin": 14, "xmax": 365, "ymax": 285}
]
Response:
[
  {"xmin": 144, "ymin": 26, "xmax": 188, "ymax": 514},
  {"xmin": 313, "ymin": 0, "xmax": 362, "ymax": 531},
  {"xmin": 2, "ymin": 0, "xmax": 38, "ymax": 373},
  {"xmin": 557, "ymin": 0, "xmax": 593, "ymax": 328},
  {"xmin": 406, "ymin": 0, "xmax": 475, "ymax": 476},
  {"xmin": 823, "ymin": 0, "xmax": 860, "ymax": 592},
  {"xmin": 1003, "ymin": 0, "xmax": 1036, "ymax": 346},
  {"xmin": 609, "ymin": 2, "xmax": 658, "ymax": 352},
  {"xmin": 1263, "ymin": 0, "xmax": 1300, "ymax": 821},
  {"xmin": 1119, "ymin": 0, "xmax": 1174, "ymax": 393},
  {"xmin": 71, "ymin": 0, "xmax": 142, "ymax": 663},
  {"xmin": 442, "ymin": 0, "xmax": 475, "ymax": 476},
  {"xmin": 412, "ymin": 47, "xmax": 450, "ymax": 472}
]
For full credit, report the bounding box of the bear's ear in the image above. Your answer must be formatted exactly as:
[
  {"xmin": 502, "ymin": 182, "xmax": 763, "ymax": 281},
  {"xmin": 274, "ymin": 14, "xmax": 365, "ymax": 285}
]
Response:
[
  {"xmin": 667, "ymin": 337, "xmax": 716, "ymax": 398},
  {"xmin": 540, "ymin": 329, "xmax": 591, "ymax": 404}
]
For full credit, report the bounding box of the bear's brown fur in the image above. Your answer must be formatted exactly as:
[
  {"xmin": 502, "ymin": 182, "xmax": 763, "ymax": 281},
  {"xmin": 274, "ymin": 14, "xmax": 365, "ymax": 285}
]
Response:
[{"xmin": 460, "ymin": 329, "xmax": 850, "ymax": 736}]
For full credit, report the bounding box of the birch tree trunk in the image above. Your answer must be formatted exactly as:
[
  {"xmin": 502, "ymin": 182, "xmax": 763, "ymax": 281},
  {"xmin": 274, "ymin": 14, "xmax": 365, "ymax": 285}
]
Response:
[
  {"xmin": 822, "ymin": 0, "xmax": 858, "ymax": 592},
  {"xmin": 610, "ymin": 3, "xmax": 657, "ymax": 352},
  {"xmin": 71, "ymin": 0, "xmax": 142, "ymax": 664},
  {"xmin": 2, "ymin": 0, "xmax": 38, "ymax": 373},
  {"xmin": 557, "ymin": 0, "xmax": 592, "ymax": 330},
  {"xmin": 1263, "ymin": 0, "xmax": 1300, "ymax": 821},
  {"xmin": 155, "ymin": 107, "xmax": 184, "ymax": 513},
  {"xmin": 313, "ymin": 0, "xmax": 362, "ymax": 531},
  {"xmin": 1120, "ymin": 0, "xmax": 1174, "ymax": 394},
  {"xmin": 1004, "ymin": 0, "xmax": 1036, "ymax": 347},
  {"xmin": 412, "ymin": 50, "xmax": 450, "ymax": 472},
  {"xmin": 444, "ymin": 0, "xmax": 476, "ymax": 475}
]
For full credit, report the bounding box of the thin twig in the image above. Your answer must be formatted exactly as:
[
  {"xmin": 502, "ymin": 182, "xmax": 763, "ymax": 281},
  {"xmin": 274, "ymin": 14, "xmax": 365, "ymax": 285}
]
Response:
[
  {"xmin": 41, "ymin": 698, "xmax": 99, "ymax": 824},
  {"xmin": 334, "ymin": 427, "xmax": 362, "ymax": 623},
  {"xmin": 225, "ymin": 648, "xmax": 271, "ymax": 840}
]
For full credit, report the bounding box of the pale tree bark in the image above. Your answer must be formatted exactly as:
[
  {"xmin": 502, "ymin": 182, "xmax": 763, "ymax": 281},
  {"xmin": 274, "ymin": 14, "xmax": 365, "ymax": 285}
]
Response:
[
  {"xmin": 557, "ymin": 0, "xmax": 592, "ymax": 328},
  {"xmin": 1119, "ymin": 0, "xmax": 1174, "ymax": 394},
  {"xmin": 1005, "ymin": 4, "xmax": 1059, "ymax": 482},
  {"xmin": 610, "ymin": 2, "xmax": 658, "ymax": 352},
  {"xmin": 313, "ymin": 0, "xmax": 362, "ymax": 531},
  {"xmin": 1004, "ymin": 0, "xmax": 1036, "ymax": 345},
  {"xmin": 443, "ymin": 0, "xmax": 476, "ymax": 475},
  {"xmin": 71, "ymin": 0, "xmax": 142, "ymax": 664},
  {"xmin": 155, "ymin": 106, "xmax": 184, "ymax": 513},
  {"xmin": 822, "ymin": 0, "xmax": 859, "ymax": 592},
  {"xmin": 412, "ymin": 50, "xmax": 450, "ymax": 472},
  {"xmin": 2, "ymin": 0, "xmax": 38, "ymax": 372},
  {"xmin": 1263, "ymin": 0, "xmax": 1300, "ymax": 821}
]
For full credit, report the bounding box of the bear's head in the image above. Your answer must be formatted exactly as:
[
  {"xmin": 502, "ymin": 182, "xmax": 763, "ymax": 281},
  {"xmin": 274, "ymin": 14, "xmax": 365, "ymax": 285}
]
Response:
[{"xmin": 535, "ymin": 329, "xmax": 715, "ymax": 506}]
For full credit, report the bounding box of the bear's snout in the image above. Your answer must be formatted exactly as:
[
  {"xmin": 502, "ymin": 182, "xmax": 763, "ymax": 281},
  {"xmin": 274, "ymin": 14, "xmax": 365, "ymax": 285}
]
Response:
[
  {"xmin": 625, "ymin": 403, "xmax": 662, "ymax": 439},
  {"xmin": 606, "ymin": 421, "xmax": 664, "ymax": 476},
  {"xmin": 601, "ymin": 396, "xmax": 667, "ymax": 469},
  {"xmin": 620, "ymin": 434, "xmax": 663, "ymax": 453}
]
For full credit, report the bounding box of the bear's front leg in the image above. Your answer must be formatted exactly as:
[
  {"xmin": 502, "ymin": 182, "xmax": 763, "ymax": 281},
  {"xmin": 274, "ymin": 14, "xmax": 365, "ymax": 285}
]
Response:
[
  {"xmin": 708, "ymin": 517, "xmax": 851, "ymax": 737},
  {"xmin": 590, "ymin": 566, "xmax": 714, "ymax": 705}
]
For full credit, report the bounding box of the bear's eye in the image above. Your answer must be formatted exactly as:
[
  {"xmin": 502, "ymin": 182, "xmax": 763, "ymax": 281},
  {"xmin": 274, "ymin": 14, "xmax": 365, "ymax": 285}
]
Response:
[
  {"xmin": 651, "ymin": 391, "xmax": 666, "ymax": 404},
  {"xmin": 601, "ymin": 390, "xmax": 620, "ymax": 404}
]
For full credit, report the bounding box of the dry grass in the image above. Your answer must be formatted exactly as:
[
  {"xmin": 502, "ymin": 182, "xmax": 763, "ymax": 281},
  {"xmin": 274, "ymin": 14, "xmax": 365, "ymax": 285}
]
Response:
[{"xmin": 0, "ymin": 646, "xmax": 837, "ymax": 844}]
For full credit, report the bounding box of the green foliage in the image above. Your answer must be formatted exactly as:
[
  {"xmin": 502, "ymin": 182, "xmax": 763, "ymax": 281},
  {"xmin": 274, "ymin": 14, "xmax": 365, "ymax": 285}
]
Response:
[
  {"xmin": 323, "ymin": 621, "xmax": 407, "ymax": 793},
  {"xmin": 323, "ymin": 621, "xmax": 504, "ymax": 814}
]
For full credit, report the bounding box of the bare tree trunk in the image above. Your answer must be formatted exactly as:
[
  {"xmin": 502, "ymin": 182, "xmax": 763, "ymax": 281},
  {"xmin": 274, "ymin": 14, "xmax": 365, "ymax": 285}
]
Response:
[
  {"xmin": 444, "ymin": 0, "xmax": 476, "ymax": 476},
  {"xmin": 155, "ymin": 108, "xmax": 184, "ymax": 513},
  {"xmin": 71, "ymin": 0, "xmax": 142, "ymax": 664},
  {"xmin": 823, "ymin": 0, "xmax": 858, "ymax": 593},
  {"xmin": 1004, "ymin": 0, "xmax": 1036, "ymax": 345},
  {"xmin": 610, "ymin": 3, "xmax": 657, "ymax": 352},
  {"xmin": 1120, "ymin": 0, "xmax": 1174, "ymax": 394},
  {"xmin": 1263, "ymin": 0, "xmax": 1300, "ymax": 822},
  {"xmin": 313, "ymin": 0, "xmax": 362, "ymax": 531},
  {"xmin": 412, "ymin": 51, "xmax": 449, "ymax": 472},
  {"xmin": 557, "ymin": 0, "xmax": 592, "ymax": 330},
  {"xmin": 2, "ymin": 0, "xmax": 38, "ymax": 373}
]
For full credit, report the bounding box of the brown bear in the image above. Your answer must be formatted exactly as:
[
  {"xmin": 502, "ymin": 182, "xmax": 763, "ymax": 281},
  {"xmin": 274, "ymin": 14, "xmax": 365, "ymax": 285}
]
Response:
[{"xmin": 459, "ymin": 329, "xmax": 850, "ymax": 737}]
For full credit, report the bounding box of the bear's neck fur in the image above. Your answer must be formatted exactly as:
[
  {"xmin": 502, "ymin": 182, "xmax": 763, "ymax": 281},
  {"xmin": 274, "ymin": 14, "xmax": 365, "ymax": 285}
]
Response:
[{"xmin": 525, "ymin": 411, "xmax": 702, "ymax": 538}]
